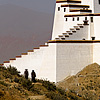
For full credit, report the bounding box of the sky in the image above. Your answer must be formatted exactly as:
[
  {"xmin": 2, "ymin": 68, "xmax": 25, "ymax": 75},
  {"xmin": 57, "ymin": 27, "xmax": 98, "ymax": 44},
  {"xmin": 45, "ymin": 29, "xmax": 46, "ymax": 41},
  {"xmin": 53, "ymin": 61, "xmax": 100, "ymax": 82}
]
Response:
[
  {"xmin": 0, "ymin": 0, "xmax": 56, "ymax": 63},
  {"xmin": 0, "ymin": 0, "xmax": 55, "ymax": 13}
]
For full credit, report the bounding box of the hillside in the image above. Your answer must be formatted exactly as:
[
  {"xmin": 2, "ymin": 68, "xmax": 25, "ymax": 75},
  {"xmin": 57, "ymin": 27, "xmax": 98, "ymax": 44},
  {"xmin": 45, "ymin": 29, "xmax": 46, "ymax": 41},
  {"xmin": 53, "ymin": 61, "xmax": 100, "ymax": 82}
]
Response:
[
  {"xmin": 57, "ymin": 63, "xmax": 100, "ymax": 100},
  {"xmin": 0, "ymin": 65, "xmax": 83, "ymax": 100}
]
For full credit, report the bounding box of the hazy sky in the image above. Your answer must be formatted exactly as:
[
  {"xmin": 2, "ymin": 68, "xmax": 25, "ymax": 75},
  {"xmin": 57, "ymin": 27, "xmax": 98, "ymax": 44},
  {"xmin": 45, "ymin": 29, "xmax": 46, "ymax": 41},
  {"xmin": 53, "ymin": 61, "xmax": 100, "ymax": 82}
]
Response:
[
  {"xmin": 0, "ymin": 0, "xmax": 56, "ymax": 63},
  {"xmin": 0, "ymin": 0, "xmax": 55, "ymax": 13}
]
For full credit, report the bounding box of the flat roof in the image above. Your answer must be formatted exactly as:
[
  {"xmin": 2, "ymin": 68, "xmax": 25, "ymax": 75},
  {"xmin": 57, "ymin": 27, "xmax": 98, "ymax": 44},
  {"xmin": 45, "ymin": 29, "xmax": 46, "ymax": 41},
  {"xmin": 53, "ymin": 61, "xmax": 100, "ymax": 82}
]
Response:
[{"xmin": 48, "ymin": 40, "xmax": 100, "ymax": 43}]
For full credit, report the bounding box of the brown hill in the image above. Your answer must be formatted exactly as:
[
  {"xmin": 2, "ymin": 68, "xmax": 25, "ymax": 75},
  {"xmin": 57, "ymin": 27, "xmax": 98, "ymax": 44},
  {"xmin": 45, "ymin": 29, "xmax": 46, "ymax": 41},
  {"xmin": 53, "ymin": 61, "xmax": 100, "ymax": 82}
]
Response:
[
  {"xmin": 0, "ymin": 65, "xmax": 84, "ymax": 100},
  {"xmin": 57, "ymin": 63, "xmax": 100, "ymax": 100}
]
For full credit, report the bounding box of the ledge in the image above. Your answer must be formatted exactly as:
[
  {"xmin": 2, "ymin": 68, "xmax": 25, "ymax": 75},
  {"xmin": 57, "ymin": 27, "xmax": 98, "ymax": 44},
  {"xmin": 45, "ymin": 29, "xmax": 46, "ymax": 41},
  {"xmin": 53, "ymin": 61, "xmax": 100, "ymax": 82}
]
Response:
[
  {"xmin": 16, "ymin": 56, "xmax": 21, "ymax": 58},
  {"xmin": 61, "ymin": 4, "xmax": 89, "ymax": 8},
  {"xmin": 56, "ymin": 0, "xmax": 81, "ymax": 3},
  {"xmin": 4, "ymin": 61, "xmax": 10, "ymax": 63},
  {"xmin": 70, "ymin": 9, "xmax": 92, "ymax": 12},
  {"xmin": 34, "ymin": 47, "xmax": 40, "ymax": 49},
  {"xmin": 28, "ymin": 50, "xmax": 34, "ymax": 52},
  {"xmin": 48, "ymin": 40, "xmax": 100, "ymax": 43},
  {"xmin": 21, "ymin": 53, "xmax": 27, "ymax": 55},
  {"xmin": 10, "ymin": 58, "xmax": 16, "ymax": 60},
  {"xmin": 40, "ymin": 45, "xmax": 48, "ymax": 47},
  {"xmin": 64, "ymin": 13, "xmax": 100, "ymax": 17}
]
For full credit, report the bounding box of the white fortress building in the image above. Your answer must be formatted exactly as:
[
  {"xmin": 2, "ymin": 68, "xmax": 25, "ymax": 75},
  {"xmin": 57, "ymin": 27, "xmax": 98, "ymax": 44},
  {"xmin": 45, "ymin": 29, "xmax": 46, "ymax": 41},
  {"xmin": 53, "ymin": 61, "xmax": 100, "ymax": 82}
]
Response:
[{"xmin": 2, "ymin": 0, "xmax": 100, "ymax": 82}]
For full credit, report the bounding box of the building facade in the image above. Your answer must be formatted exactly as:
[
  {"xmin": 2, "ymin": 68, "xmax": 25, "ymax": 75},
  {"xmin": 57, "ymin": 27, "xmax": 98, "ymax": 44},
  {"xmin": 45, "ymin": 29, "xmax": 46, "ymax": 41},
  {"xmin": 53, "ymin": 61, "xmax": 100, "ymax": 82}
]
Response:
[{"xmin": 2, "ymin": 0, "xmax": 100, "ymax": 82}]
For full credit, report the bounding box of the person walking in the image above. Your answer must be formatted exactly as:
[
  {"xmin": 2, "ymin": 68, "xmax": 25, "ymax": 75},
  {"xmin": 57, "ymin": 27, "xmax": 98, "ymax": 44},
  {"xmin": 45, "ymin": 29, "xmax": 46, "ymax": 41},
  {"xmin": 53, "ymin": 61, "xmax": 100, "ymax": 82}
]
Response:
[
  {"xmin": 24, "ymin": 69, "xmax": 29, "ymax": 79},
  {"xmin": 31, "ymin": 70, "xmax": 36, "ymax": 82}
]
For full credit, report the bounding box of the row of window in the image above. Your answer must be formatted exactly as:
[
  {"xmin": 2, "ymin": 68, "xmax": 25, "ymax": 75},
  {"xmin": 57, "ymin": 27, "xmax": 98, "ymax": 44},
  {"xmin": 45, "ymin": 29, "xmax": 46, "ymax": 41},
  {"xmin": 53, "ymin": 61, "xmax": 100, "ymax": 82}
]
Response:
[
  {"xmin": 58, "ymin": 0, "xmax": 100, "ymax": 12},
  {"xmin": 58, "ymin": 7, "xmax": 66, "ymax": 12},
  {"xmin": 65, "ymin": 17, "xmax": 93, "ymax": 22},
  {"xmin": 58, "ymin": 7, "xmax": 93, "ymax": 22}
]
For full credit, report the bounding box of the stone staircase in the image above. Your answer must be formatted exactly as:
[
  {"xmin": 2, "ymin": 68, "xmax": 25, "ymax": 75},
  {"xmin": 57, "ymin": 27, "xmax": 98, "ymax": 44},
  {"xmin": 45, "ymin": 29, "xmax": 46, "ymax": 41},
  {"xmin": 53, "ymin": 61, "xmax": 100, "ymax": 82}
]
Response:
[
  {"xmin": 55, "ymin": 20, "xmax": 89, "ymax": 40},
  {"xmin": 2, "ymin": 44, "xmax": 49, "ymax": 66}
]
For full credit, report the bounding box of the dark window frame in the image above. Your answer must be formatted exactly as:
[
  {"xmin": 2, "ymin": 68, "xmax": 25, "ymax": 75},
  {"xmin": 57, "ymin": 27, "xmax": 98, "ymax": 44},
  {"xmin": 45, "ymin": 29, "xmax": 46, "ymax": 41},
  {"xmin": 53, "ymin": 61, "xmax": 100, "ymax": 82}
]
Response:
[
  {"xmin": 64, "ymin": 8, "xmax": 66, "ymax": 12},
  {"xmin": 66, "ymin": 18, "xmax": 67, "ymax": 21},
  {"xmin": 91, "ymin": 17, "xmax": 93, "ymax": 23},
  {"xmin": 58, "ymin": 7, "xmax": 60, "ymax": 11},
  {"xmin": 73, "ymin": 17, "xmax": 75, "ymax": 21},
  {"xmin": 99, "ymin": 0, "xmax": 100, "ymax": 4},
  {"xmin": 85, "ymin": 17, "xmax": 87, "ymax": 20},
  {"xmin": 77, "ymin": 17, "xmax": 79, "ymax": 21}
]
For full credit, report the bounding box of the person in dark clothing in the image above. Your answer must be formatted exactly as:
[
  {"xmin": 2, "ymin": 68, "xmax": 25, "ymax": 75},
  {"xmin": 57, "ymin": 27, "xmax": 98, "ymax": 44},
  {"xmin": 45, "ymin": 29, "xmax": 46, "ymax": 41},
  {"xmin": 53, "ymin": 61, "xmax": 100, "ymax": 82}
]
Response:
[
  {"xmin": 31, "ymin": 70, "xmax": 36, "ymax": 82},
  {"xmin": 24, "ymin": 69, "xmax": 29, "ymax": 79}
]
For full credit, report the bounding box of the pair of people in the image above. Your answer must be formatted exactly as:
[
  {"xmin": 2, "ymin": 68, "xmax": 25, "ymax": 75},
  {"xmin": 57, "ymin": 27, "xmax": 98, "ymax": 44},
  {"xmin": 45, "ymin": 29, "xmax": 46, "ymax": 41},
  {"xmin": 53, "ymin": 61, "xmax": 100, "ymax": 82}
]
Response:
[{"xmin": 24, "ymin": 69, "xmax": 36, "ymax": 82}]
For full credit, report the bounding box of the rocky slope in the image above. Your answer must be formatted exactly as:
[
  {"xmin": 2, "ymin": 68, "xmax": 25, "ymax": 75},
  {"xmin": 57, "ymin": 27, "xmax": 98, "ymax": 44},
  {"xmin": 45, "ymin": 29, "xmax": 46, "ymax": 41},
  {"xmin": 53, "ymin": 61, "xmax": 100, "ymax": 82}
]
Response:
[
  {"xmin": 57, "ymin": 63, "xmax": 100, "ymax": 100},
  {"xmin": 0, "ymin": 65, "xmax": 83, "ymax": 100}
]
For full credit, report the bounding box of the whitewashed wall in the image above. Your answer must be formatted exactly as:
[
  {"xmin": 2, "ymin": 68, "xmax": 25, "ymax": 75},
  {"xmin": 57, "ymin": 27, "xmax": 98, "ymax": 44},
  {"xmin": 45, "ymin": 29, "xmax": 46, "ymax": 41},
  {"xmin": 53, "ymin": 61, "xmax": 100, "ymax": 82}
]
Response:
[
  {"xmin": 94, "ymin": 0, "xmax": 100, "ymax": 13},
  {"xmin": 93, "ymin": 43, "xmax": 100, "ymax": 64},
  {"xmin": 4, "ymin": 43, "xmax": 57, "ymax": 82},
  {"xmin": 56, "ymin": 43, "xmax": 93, "ymax": 82},
  {"xmin": 93, "ymin": 16, "xmax": 100, "ymax": 40},
  {"xmin": 52, "ymin": 3, "xmax": 65, "ymax": 40},
  {"xmin": 81, "ymin": 0, "xmax": 94, "ymax": 12}
]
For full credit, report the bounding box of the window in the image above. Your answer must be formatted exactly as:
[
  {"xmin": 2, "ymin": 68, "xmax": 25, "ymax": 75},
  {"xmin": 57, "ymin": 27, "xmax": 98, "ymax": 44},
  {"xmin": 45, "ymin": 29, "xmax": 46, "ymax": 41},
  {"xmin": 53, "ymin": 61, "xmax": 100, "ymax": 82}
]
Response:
[
  {"xmin": 83, "ymin": 38, "xmax": 85, "ymax": 40},
  {"xmin": 58, "ymin": 7, "xmax": 60, "ymax": 11},
  {"xmin": 66, "ymin": 18, "xmax": 67, "ymax": 21},
  {"xmin": 73, "ymin": 17, "xmax": 75, "ymax": 21},
  {"xmin": 64, "ymin": 8, "xmax": 66, "ymax": 12},
  {"xmin": 85, "ymin": 17, "xmax": 87, "ymax": 20},
  {"xmin": 91, "ymin": 37, "xmax": 95, "ymax": 40},
  {"xmin": 91, "ymin": 17, "xmax": 93, "ymax": 22},
  {"xmin": 99, "ymin": 0, "xmax": 100, "ymax": 4},
  {"xmin": 77, "ymin": 17, "xmax": 79, "ymax": 21}
]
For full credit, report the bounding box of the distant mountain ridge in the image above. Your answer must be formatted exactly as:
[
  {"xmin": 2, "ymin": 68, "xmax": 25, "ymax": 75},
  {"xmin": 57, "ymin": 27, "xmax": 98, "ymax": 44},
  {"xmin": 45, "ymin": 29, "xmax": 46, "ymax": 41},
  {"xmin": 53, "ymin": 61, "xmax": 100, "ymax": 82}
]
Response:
[{"xmin": 0, "ymin": 4, "xmax": 53, "ymax": 63}]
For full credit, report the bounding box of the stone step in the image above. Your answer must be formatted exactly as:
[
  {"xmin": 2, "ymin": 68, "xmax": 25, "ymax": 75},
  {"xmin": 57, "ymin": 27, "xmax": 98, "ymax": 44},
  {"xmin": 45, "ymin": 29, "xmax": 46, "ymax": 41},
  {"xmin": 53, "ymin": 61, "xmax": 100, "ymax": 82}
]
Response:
[
  {"xmin": 16, "ymin": 56, "xmax": 21, "ymax": 58},
  {"xmin": 77, "ymin": 24, "xmax": 83, "ymax": 26},
  {"xmin": 28, "ymin": 50, "xmax": 34, "ymax": 52},
  {"xmin": 68, "ymin": 33, "xmax": 73, "ymax": 35},
  {"xmin": 4, "ymin": 61, "xmax": 10, "ymax": 63},
  {"xmin": 10, "ymin": 58, "xmax": 16, "ymax": 60},
  {"xmin": 55, "ymin": 38, "xmax": 60, "ymax": 40},
  {"xmin": 76, "ymin": 28, "xmax": 80, "ymax": 30},
  {"xmin": 72, "ymin": 31, "xmax": 76, "ymax": 33},
  {"xmin": 34, "ymin": 47, "xmax": 40, "ymax": 49},
  {"xmin": 79, "ymin": 25, "xmax": 84, "ymax": 28},
  {"xmin": 65, "ymin": 35, "xmax": 69, "ymax": 37},
  {"xmin": 21, "ymin": 53, "xmax": 27, "ymax": 55},
  {"xmin": 62, "ymin": 33, "xmax": 68, "ymax": 35},
  {"xmin": 70, "ymin": 28, "xmax": 75, "ymax": 30},
  {"xmin": 59, "ymin": 35, "xmax": 64, "ymax": 37},
  {"xmin": 72, "ymin": 30, "xmax": 76, "ymax": 33},
  {"xmin": 74, "ymin": 26, "xmax": 79, "ymax": 28},
  {"xmin": 66, "ymin": 31, "xmax": 71, "ymax": 33},
  {"xmin": 61, "ymin": 38, "xmax": 65, "ymax": 40},
  {"xmin": 40, "ymin": 45, "xmax": 48, "ymax": 47}
]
